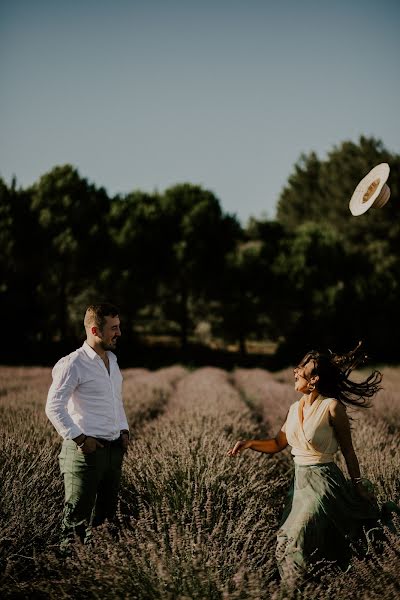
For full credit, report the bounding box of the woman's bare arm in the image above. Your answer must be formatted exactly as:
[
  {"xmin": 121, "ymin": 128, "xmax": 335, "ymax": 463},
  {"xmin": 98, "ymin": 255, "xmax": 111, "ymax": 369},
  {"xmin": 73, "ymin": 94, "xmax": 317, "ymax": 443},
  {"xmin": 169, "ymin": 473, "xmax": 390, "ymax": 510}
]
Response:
[
  {"xmin": 329, "ymin": 400, "xmax": 361, "ymax": 480},
  {"xmin": 329, "ymin": 399, "xmax": 376, "ymax": 503},
  {"xmin": 228, "ymin": 429, "xmax": 288, "ymax": 455}
]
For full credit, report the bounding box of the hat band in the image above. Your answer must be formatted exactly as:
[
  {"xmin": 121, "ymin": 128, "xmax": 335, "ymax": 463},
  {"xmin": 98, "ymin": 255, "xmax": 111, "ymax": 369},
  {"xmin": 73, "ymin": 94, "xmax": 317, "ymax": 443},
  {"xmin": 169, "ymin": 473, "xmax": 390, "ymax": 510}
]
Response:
[{"xmin": 362, "ymin": 178, "xmax": 380, "ymax": 203}]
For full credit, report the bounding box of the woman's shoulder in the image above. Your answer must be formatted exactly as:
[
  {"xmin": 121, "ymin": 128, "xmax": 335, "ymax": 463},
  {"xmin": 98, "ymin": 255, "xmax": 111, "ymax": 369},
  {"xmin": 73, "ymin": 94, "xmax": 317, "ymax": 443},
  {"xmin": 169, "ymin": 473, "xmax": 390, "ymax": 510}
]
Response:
[
  {"xmin": 316, "ymin": 396, "xmax": 341, "ymax": 415},
  {"xmin": 325, "ymin": 397, "xmax": 347, "ymax": 415},
  {"xmin": 322, "ymin": 396, "xmax": 337, "ymax": 406}
]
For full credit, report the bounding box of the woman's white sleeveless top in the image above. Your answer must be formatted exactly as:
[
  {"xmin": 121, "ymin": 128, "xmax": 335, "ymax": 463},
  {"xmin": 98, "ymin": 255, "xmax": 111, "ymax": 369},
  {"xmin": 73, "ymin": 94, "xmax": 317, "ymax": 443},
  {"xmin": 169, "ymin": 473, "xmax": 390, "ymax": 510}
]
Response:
[{"xmin": 281, "ymin": 395, "xmax": 339, "ymax": 465}]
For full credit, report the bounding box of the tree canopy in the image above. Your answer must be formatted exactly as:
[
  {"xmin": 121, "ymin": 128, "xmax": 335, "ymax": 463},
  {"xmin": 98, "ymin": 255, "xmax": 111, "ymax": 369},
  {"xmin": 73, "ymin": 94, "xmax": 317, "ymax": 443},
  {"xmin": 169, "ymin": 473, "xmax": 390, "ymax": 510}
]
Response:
[
  {"xmin": 276, "ymin": 136, "xmax": 400, "ymax": 250},
  {"xmin": 1, "ymin": 135, "xmax": 399, "ymax": 366}
]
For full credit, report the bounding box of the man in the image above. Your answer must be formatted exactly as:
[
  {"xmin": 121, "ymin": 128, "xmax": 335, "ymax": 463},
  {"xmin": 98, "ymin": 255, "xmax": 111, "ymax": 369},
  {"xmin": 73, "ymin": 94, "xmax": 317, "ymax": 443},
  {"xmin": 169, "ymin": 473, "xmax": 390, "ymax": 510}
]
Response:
[{"xmin": 46, "ymin": 303, "xmax": 130, "ymax": 550}]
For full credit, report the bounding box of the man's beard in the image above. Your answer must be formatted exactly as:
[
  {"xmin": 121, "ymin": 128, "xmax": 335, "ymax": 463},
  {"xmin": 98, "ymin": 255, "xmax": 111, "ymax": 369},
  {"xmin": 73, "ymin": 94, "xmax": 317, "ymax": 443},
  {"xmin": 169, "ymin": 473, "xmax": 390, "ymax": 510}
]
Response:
[{"xmin": 101, "ymin": 338, "xmax": 117, "ymax": 351}]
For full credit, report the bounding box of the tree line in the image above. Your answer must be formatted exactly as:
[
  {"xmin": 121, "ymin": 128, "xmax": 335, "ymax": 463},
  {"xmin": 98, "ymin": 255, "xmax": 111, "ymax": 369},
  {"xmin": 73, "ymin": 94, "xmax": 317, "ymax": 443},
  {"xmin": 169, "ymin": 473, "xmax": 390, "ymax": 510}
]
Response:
[{"xmin": 1, "ymin": 136, "xmax": 399, "ymax": 367}]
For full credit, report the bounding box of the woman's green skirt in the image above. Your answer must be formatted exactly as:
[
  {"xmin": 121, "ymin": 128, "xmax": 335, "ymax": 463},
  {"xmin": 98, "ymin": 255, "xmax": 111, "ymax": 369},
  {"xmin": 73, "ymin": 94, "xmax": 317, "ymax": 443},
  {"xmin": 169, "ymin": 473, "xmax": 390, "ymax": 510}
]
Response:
[{"xmin": 276, "ymin": 462, "xmax": 394, "ymax": 581}]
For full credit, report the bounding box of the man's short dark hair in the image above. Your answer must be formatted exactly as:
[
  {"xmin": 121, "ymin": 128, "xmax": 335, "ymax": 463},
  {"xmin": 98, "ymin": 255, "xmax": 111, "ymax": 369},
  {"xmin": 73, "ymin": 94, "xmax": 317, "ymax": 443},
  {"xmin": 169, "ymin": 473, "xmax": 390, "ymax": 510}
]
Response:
[{"xmin": 84, "ymin": 303, "xmax": 119, "ymax": 331}]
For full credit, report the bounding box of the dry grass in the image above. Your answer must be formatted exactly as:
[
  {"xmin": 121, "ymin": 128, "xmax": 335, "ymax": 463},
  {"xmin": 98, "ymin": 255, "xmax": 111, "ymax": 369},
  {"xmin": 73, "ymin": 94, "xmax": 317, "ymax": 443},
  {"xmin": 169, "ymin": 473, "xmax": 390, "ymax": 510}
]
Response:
[{"xmin": 0, "ymin": 364, "xmax": 399, "ymax": 599}]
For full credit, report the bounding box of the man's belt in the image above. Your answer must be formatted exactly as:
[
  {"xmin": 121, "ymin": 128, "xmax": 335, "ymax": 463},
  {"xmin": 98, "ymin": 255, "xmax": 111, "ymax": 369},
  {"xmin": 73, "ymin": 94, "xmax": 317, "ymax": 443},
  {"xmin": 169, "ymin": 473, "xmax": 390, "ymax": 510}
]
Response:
[{"xmin": 95, "ymin": 436, "xmax": 122, "ymax": 447}]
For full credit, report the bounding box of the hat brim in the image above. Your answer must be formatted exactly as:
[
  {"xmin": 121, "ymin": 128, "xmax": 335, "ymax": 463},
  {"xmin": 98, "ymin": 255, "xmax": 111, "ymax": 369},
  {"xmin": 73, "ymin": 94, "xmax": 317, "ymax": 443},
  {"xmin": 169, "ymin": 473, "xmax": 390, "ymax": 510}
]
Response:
[{"xmin": 349, "ymin": 163, "xmax": 390, "ymax": 216}]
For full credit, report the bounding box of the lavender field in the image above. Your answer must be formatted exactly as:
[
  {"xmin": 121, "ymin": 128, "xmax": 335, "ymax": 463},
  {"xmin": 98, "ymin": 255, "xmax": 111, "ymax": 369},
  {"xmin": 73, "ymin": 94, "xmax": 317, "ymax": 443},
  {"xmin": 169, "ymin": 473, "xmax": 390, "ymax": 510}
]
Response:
[{"xmin": 1, "ymin": 364, "xmax": 399, "ymax": 599}]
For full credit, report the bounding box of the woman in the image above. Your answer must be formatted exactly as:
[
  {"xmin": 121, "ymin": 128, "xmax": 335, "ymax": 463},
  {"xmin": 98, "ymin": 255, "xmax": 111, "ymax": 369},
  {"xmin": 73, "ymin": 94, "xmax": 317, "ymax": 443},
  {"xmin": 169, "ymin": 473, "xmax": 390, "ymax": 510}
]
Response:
[{"xmin": 229, "ymin": 343, "xmax": 396, "ymax": 582}]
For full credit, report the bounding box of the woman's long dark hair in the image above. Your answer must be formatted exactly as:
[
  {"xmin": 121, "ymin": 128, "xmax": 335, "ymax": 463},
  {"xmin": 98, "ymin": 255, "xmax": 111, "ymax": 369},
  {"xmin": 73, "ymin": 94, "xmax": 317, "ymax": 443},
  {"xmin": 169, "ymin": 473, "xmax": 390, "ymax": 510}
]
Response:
[{"xmin": 298, "ymin": 342, "xmax": 382, "ymax": 409}]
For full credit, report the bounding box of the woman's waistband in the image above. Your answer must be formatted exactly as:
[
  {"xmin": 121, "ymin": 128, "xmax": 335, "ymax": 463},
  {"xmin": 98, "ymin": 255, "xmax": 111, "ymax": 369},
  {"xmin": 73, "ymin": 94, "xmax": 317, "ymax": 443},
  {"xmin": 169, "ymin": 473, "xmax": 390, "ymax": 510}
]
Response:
[
  {"xmin": 295, "ymin": 461, "xmax": 335, "ymax": 469},
  {"xmin": 292, "ymin": 452, "xmax": 336, "ymax": 466}
]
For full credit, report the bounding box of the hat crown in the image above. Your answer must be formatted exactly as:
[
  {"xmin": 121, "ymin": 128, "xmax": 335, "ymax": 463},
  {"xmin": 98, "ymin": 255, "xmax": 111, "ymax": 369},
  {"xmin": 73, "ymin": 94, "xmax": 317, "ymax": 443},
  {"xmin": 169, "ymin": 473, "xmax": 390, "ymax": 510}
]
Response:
[{"xmin": 373, "ymin": 183, "xmax": 390, "ymax": 209}]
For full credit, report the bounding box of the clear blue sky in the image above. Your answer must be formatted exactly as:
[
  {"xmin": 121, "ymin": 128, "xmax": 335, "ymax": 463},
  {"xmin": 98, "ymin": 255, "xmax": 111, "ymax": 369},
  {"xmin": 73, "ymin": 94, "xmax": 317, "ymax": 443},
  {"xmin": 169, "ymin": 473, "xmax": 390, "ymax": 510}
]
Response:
[{"xmin": 1, "ymin": 0, "xmax": 399, "ymax": 224}]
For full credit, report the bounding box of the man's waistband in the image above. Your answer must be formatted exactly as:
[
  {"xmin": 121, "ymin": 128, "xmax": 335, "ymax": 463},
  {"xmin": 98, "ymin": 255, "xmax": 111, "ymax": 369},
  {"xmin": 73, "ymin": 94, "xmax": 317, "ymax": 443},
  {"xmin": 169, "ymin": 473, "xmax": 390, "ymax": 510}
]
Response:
[{"xmin": 95, "ymin": 436, "xmax": 122, "ymax": 447}]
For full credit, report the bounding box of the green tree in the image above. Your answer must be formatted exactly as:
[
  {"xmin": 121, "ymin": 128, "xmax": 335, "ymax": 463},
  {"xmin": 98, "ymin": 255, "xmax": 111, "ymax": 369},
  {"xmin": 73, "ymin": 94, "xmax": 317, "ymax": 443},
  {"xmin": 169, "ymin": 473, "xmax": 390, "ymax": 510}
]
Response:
[
  {"xmin": 0, "ymin": 177, "xmax": 46, "ymax": 359},
  {"xmin": 218, "ymin": 241, "xmax": 267, "ymax": 355},
  {"xmin": 215, "ymin": 219, "xmax": 288, "ymax": 354},
  {"xmin": 275, "ymin": 151, "xmax": 324, "ymax": 226},
  {"xmin": 0, "ymin": 177, "xmax": 13, "ymax": 291},
  {"xmin": 31, "ymin": 165, "xmax": 112, "ymax": 343},
  {"xmin": 108, "ymin": 190, "xmax": 167, "ymax": 340},
  {"xmin": 332, "ymin": 239, "xmax": 400, "ymax": 361},
  {"xmin": 276, "ymin": 136, "xmax": 400, "ymax": 249},
  {"xmin": 275, "ymin": 136, "xmax": 400, "ymax": 362},
  {"xmin": 158, "ymin": 184, "xmax": 240, "ymax": 349},
  {"xmin": 272, "ymin": 222, "xmax": 350, "ymax": 360}
]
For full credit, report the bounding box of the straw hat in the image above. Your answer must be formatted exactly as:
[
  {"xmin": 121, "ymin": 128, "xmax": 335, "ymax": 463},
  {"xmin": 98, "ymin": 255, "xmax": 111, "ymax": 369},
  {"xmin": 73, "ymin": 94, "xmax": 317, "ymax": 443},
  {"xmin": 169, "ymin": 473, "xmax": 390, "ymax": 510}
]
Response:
[{"xmin": 349, "ymin": 163, "xmax": 391, "ymax": 216}]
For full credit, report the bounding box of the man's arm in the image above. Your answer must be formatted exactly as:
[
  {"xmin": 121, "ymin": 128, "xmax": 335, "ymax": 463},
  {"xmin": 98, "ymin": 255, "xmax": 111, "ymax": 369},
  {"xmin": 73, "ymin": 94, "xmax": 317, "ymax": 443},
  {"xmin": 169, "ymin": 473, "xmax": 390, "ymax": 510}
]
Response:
[
  {"xmin": 45, "ymin": 357, "xmax": 83, "ymax": 440},
  {"xmin": 118, "ymin": 400, "xmax": 129, "ymax": 435},
  {"xmin": 111, "ymin": 363, "xmax": 130, "ymax": 450},
  {"xmin": 116, "ymin": 367, "xmax": 129, "ymax": 434}
]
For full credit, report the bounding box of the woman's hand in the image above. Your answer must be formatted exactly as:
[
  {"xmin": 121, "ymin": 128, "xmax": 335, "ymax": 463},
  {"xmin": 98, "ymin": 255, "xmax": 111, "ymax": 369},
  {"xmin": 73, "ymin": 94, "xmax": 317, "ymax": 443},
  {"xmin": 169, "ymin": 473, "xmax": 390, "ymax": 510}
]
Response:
[
  {"xmin": 354, "ymin": 481, "xmax": 377, "ymax": 505},
  {"xmin": 228, "ymin": 440, "xmax": 252, "ymax": 456},
  {"xmin": 228, "ymin": 431, "xmax": 288, "ymax": 456}
]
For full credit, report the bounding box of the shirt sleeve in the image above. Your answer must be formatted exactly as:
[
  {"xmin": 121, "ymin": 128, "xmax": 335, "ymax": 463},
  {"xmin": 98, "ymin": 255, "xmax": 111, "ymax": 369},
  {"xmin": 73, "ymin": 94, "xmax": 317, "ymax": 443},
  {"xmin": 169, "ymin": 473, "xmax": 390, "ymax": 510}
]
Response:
[
  {"xmin": 112, "ymin": 362, "xmax": 129, "ymax": 432},
  {"xmin": 119, "ymin": 402, "xmax": 129, "ymax": 432},
  {"xmin": 118, "ymin": 380, "xmax": 129, "ymax": 433},
  {"xmin": 45, "ymin": 356, "xmax": 83, "ymax": 439}
]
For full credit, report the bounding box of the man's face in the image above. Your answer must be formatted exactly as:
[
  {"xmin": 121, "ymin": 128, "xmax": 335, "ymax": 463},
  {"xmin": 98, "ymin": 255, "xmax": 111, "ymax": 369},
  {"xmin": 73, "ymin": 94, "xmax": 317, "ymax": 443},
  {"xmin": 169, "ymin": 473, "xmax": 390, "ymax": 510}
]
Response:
[{"xmin": 98, "ymin": 315, "xmax": 121, "ymax": 351}]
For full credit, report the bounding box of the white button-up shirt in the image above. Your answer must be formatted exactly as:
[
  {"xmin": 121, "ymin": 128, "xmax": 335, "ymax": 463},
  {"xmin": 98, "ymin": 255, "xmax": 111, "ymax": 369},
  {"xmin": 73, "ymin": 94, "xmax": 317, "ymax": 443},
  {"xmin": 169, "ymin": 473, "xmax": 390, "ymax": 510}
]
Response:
[{"xmin": 46, "ymin": 342, "xmax": 129, "ymax": 441}]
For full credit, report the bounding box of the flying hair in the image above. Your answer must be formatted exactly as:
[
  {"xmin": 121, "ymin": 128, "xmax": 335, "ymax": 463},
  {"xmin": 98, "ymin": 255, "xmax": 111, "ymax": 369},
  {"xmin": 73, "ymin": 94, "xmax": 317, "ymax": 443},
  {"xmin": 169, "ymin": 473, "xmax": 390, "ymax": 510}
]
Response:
[{"xmin": 297, "ymin": 341, "xmax": 382, "ymax": 409}]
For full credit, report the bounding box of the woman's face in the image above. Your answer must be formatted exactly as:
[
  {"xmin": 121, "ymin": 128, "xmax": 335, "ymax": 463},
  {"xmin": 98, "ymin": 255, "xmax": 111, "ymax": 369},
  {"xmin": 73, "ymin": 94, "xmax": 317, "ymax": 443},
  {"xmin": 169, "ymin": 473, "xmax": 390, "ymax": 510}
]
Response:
[{"xmin": 293, "ymin": 359, "xmax": 316, "ymax": 393}]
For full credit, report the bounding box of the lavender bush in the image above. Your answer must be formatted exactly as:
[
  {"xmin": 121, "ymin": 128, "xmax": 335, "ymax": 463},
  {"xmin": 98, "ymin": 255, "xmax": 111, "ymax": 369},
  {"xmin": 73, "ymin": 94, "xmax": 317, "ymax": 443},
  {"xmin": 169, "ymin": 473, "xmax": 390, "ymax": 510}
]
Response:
[{"xmin": 0, "ymin": 364, "xmax": 399, "ymax": 599}]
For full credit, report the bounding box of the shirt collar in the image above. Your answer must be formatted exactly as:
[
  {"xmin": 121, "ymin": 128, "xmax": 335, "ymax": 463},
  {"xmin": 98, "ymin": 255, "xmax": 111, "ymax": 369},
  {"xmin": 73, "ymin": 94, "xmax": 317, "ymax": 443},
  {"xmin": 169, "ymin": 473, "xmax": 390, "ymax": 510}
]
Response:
[
  {"xmin": 83, "ymin": 341, "xmax": 100, "ymax": 360},
  {"xmin": 83, "ymin": 341, "xmax": 117, "ymax": 362}
]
